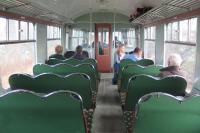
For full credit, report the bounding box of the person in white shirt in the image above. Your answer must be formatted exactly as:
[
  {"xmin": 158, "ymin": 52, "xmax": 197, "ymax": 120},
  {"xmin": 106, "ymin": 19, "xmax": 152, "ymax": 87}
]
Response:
[{"xmin": 112, "ymin": 44, "xmax": 126, "ymax": 84}]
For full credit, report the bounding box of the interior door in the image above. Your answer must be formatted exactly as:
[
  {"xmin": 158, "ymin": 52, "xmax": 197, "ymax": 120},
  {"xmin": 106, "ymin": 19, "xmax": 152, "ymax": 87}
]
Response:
[{"xmin": 95, "ymin": 24, "xmax": 111, "ymax": 72}]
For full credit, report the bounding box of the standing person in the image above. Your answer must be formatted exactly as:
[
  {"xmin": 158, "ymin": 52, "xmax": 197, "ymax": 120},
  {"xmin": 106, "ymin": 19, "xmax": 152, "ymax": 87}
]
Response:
[
  {"xmin": 123, "ymin": 47, "xmax": 143, "ymax": 61},
  {"xmin": 49, "ymin": 45, "xmax": 65, "ymax": 60},
  {"xmin": 112, "ymin": 44, "xmax": 126, "ymax": 85},
  {"xmin": 73, "ymin": 45, "xmax": 87, "ymax": 60}
]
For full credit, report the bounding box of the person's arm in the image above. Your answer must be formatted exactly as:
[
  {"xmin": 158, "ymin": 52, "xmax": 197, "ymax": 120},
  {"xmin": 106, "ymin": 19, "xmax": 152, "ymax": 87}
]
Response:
[{"xmin": 114, "ymin": 53, "xmax": 120, "ymax": 64}]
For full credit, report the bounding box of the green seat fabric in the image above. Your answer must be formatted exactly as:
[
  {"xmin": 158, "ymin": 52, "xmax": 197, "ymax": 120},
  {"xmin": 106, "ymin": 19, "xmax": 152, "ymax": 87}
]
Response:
[
  {"xmin": 9, "ymin": 73, "xmax": 93, "ymax": 109},
  {"xmin": 124, "ymin": 75, "xmax": 187, "ymax": 111},
  {"xmin": 133, "ymin": 93, "xmax": 200, "ymax": 133},
  {"xmin": 120, "ymin": 65, "xmax": 162, "ymax": 92},
  {"xmin": 33, "ymin": 63, "xmax": 98, "ymax": 91},
  {"xmin": 46, "ymin": 58, "xmax": 97, "ymax": 67},
  {"xmin": 0, "ymin": 90, "xmax": 86, "ymax": 133},
  {"xmin": 118, "ymin": 59, "xmax": 154, "ymax": 82},
  {"xmin": 45, "ymin": 58, "xmax": 99, "ymax": 80}
]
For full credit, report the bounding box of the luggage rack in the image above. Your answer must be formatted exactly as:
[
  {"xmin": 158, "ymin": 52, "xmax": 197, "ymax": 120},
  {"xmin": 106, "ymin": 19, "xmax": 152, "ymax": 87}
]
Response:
[
  {"xmin": 132, "ymin": 0, "xmax": 200, "ymax": 25},
  {"xmin": 0, "ymin": 0, "xmax": 70, "ymax": 24}
]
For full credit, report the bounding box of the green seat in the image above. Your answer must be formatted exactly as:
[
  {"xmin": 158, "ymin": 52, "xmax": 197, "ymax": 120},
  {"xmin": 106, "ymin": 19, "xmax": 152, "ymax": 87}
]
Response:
[
  {"xmin": 33, "ymin": 63, "xmax": 98, "ymax": 91},
  {"xmin": 133, "ymin": 93, "xmax": 200, "ymax": 133},
  {"xmin": 118, "ymin": 59, "xmax": 154, "ymax": 83},
  {"xmin": 120, "ymin": 65, "xmax": 162, "ymax": 92},
  {"xmin": 45, "ymin": 58, "xmax": 99, "ymax": 79},
  {"xmin": 0, "ymin": 90, "xmax": 86, "ymax": 133},
  {"xmin": 124, "ymin": 75, "xmax": 187, "ymax": 111},
  {"xmin": 9, "ymin": 73, "xmax": 93, "ymax": 109},
  {"xmin": 46, "ymin": 58, "xmax": 97, "ymax": 67}
]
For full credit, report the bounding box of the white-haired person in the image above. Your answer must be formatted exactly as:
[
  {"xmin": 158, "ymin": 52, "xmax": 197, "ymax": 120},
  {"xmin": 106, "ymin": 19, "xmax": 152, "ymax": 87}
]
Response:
[
  {"xmin": 49, "ymin": 45, "xmax": 65, "ymax": 60},
  {"xmin": 159, "ymin": 53, "xmax": 185, "ymax": 77}
]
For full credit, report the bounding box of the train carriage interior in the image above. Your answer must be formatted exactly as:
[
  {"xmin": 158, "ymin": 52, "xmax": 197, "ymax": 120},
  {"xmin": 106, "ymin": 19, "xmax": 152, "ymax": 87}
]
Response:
[{"xmin": 1, "ymin": 0, "xmax": 200, "ymax": 133}]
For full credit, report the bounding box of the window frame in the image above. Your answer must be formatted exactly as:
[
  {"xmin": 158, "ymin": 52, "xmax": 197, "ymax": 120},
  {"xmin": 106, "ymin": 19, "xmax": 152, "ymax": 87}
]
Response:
[
  {"xmin": 0, "ymin": 18, "xmax": 36, "ymax": 44},
  {"xmin": 165, "ymin": 17, "xmax": 197, "ymax": 45}
]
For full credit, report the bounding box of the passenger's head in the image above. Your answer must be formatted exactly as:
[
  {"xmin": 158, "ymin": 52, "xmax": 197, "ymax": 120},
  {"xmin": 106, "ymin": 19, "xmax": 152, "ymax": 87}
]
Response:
[
  {"xmin": 117, "ymin": 43, "xmax": 126, "ymax": 54},
  {"xmin": 76, "ymin": 45, "xmax": 83, "ymax": 54},
  {"xmin": 55, "ymin": 45, "xmax": 63, "ymax": 54},
  {"xmin": 133, "ymin": 47, "xmax": 143, "ymax": 58},
  {"xmin": 167, "ymin": 54, "xmax": 182, "ymax": 67}
]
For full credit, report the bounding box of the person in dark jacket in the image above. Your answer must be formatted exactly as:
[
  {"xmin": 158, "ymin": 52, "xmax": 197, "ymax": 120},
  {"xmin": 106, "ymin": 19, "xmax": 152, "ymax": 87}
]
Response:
[
  {"xmin": 73, "ymin": 45, "xmax": 87, "ymax": 60},
  {"xmin": 159, "ymin": 54, "xmax": 185, "ymax": 78},
  {"xmin": 49, "ymin": 45, "xmax": 65, "ymax": 60}
]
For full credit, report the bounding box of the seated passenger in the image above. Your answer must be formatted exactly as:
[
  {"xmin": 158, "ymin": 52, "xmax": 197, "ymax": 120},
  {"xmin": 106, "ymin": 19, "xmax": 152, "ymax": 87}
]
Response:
[
  {"xmin": 112, "ymin": 44, "xmax": 126, "ymax": 84},
  {"xmin": 64, "ymin": 51, "xmax": 75, "ymax": 59},
  {"xmin": 49, "ymin": 45, "xmax": 65, "ymax": 60},
  {"xmin": 73, "ymin": 45, "xmax": 87, "ymax": 60},
  {"xmin": 159, "ymin": 54, "xmax": 185, "ymax": 78},
  {"xmin": 123, "ymin": 47, "xmax": 143, "ymax": 61}
]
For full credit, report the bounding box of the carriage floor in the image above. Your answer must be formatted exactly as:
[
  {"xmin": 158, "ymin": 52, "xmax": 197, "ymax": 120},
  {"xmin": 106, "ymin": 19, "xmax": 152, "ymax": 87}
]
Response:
[{"xmin": 92, "ymin": 73, "xmax": 126, "ymax": 133}]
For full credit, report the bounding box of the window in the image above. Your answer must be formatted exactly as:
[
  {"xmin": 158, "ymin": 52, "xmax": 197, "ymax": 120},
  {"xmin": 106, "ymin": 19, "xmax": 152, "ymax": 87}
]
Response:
[
  {"xmin": 0, "ymin": 42, "xmax": 36, "ymax": 89},
  {"xmin": 113, "ymin": 28, "xmax": 136, "ymax": 48},
  {"xmin": 166, "ymin": 18, "xmax": 197, "ymax": 43},
  {"xmin": 72, "ymin": 29, "xmax": 87, "ymax": 50},
  {"xmin": 165, "ymin": 18, "xmax": 197, "ymax": 91},
  {"xmin": 166, "ymin": 23, "xmax": 172, "ymax": 41},
  {"xmin": 179, "ymin": 20, "xmax": 189, "ymax": 42},
  {"xmin": 20, "ymin": 21, "xmax": 28, "ymax": 40},
  {"xmin": 127, "ymin": 29, "xmax": 136, "ymax": 48},
  {"xmin": 29, "ymin": 22, "xmax": 35, "ymax": 40},
  {"xmin": 164, "ymin": 43, "xmax": 196, "ymax": 91},
  {"xmin": 47, "ymin": 26, "xmax": 61, "ymax": 39},
  {"xmin": 0, "ymin": 18, "xmax": 7, "ymax": 41},
  {"xmin": 47, "ymin": 26, "xmax": 61, "ymax": 57},
  {"xmin": 172, "ymin": 22, "xmax": 179, "ymax": 41},
  {"xmin": 8, "ymin": 19, "xmax": 19, "ymax": 40},
  {"xmin": 144, "ymin": 41, "xmax": 156, "ymax": 61},
  {"xmin": 144, "ymin": 26, "xmax": 156, "ymax": 61},
  {"xmin": 0, "ymin": 17, "xmax": 36, "ymax": 89},
  {"xmin": 189, "ymin": 18, "xmax": 197, "ymax": 42}
]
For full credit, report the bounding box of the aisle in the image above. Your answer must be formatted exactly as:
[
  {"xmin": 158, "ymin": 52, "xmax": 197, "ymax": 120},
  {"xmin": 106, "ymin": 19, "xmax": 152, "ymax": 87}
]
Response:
[{"xmin": 92, "ymin": 73, "xmax": 126, "ymax": 133}]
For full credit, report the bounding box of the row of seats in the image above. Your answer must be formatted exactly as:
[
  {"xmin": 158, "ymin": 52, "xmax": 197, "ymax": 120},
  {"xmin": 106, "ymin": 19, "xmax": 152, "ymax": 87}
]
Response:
[
  {"xmin": 0, "ymin": 90, "xmax": 87, "ymax": 133},
  {"xmin": 118, "ymin": 59, "xmax": 188, "ymax": 132},
  {"xmin": 133, "ymin": 93, "xmax": 200, "ymax": 133},
  {"xmin": 6, "ymin": 58, "xmax": 99, "ymax": 133}
]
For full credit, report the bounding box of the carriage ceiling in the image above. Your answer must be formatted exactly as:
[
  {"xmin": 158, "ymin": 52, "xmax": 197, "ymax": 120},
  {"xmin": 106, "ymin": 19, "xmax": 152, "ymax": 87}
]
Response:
[{"xmin": 0, "ymin": 0, "xmax": 199, "ymax": 25}]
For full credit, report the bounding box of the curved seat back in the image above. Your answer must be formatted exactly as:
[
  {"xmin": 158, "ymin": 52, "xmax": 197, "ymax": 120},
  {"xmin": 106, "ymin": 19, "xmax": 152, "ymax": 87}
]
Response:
[
  {"xmin": 120, "ymin": 65, "xmax": 162, "ymax": 92},
  {"xmin": 0, "ymin": 90, "xmax": 86, "ymax": 133},
  {"xmin": 124, "ymin": 75, "xmax": 187, "ymax": 111},
  {"xmin": 118, "ymin": 59, "xmax": 154, "ymax": 81},
  {"xmin": 9, "ymin": 73, "xmax": 93, "ymax": 109},
  {"xmin": 33, "ymin": 63, "xmax": 98, "ymax": 91},
  {"xmin": 134, "ymin": 93, "xmax": 200, "ymax": 133}
]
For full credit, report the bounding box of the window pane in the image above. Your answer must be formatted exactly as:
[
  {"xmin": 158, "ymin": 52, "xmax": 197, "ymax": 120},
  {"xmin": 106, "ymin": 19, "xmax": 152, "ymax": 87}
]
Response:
[
  {"xmin": 0, "ymin": 18, "xmax": 7, "ymax": 41},
  {"xmin": 9, "ymin": 19, "xmax": 19, "ymax": 40},
  {"xmin": 144, "ymin": 40, "xmax": 155, "ymax": 62},
  {"xmin": 167, "ymin": 23, "xmax": 172, "ymax": 41},
  {"xmin": 172, "ymin": 22, "xmax": 179, "ymax": 41},
  {"xmin": 189, "ymin": 18, "xmax": 197, "ymax": 43},
  {"xmin": 20, "ymin": 21, "xmax": 28, "ymax": 40},
  {"xmin": 0, "ymin": 42, "xmax": 36, "ymax": 89},
  {"xmin": 164, "ymin": 43, "xmax": 196, "ymax": 91},
  {"xmin": 180, "ymin": 20, "xmax": 189, "ymax": 42},
  {"xmin": 47, "ymin": 40, "xmax": 61, "ymax": 57},
  {"xmin": 144, "ymin": 28, "xmax": 147, "ymax": 39},
  {"xmin": 151, "ymin": 27, "xmax": 155, "ymax": 39},
  {"xmin": 29, "ymin": 22, "xmax": 35, "ymax": 40},
  {"xmin": 47, "ymin": 26, "xmax": 54, "ymax": 39},
  {"xmin": 53, "ymin": 27, "xmax": 60, "ymax": 38}
]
